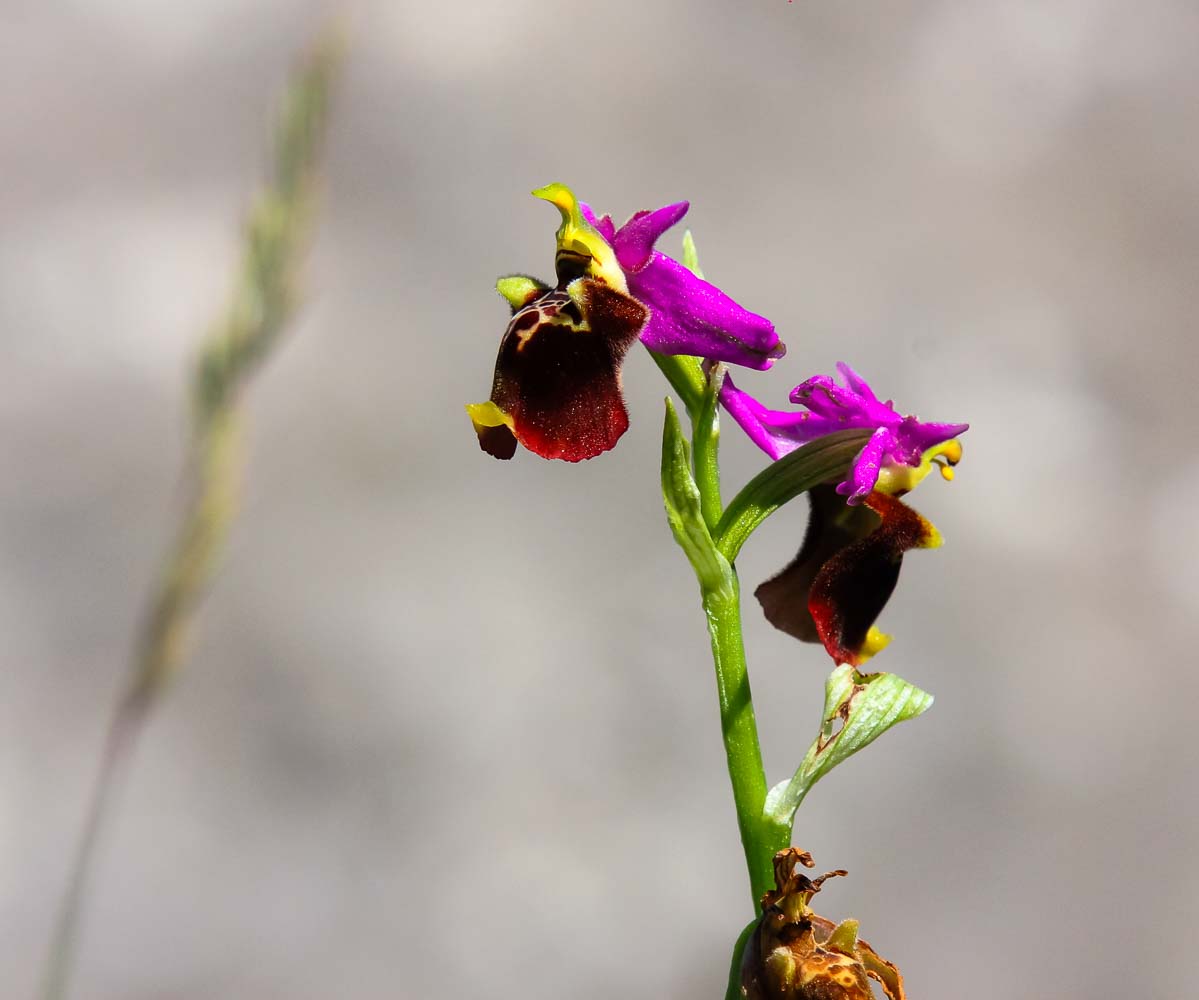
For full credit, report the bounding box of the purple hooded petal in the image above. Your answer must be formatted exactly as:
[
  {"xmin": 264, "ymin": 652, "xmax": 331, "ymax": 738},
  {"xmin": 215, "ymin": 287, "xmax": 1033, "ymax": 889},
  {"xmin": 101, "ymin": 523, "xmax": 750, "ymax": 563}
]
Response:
[
  {"xmin": 722, "ymin": 364, "xmax": 968, "ymax": 501},
  {"xmin": 835, "ymin": 426, "xmax": 894, "ymax": 504},
  {"xmin": 580, "ymin": 198, "xmax": 786, "ymax": 369},
  {"xmin": 611, "ymin": 202, "xmax": 690, "ymax": 272},
  {"xmin": 722, "ymin": 372, "xmax": 859, "ymax": 456},
  {"xmin": 630, "ymin": 253, "xmax": 785, "ymax": 370},
  {"xmin": 720, "ymin": 374, "xmax": 813, "ymax": 460},
  {"xmin": 791, "ymin": 374, "xmax": 859, "ymax": 415},
  {"xmin": 791, "ymin": 373, "xmax": 898, "ymax": 427},
  {"xmin": 896, "ymin": 415, "xmax": 971, "ymax": 462}
]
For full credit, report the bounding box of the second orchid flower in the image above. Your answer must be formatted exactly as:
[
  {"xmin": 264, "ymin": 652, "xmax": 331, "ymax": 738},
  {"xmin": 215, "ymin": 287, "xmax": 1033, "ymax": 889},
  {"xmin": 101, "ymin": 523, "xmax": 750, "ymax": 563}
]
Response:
[{"xmin": 721, "ymin": 365, "xmax": 968, "ymax": 666}]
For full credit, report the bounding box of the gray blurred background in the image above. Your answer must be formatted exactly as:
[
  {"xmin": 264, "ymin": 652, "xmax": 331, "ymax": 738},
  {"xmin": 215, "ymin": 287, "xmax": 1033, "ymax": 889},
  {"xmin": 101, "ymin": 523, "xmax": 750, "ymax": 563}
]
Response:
[{"xmin": 3, "ymin": 1, "xmax": 1198, "ymax": 997}]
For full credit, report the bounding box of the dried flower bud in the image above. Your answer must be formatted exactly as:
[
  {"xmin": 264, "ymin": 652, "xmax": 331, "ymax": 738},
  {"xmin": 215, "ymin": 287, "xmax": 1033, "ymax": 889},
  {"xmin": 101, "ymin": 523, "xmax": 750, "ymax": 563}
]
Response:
[{"xmin": 740, "ymin": 848, "xmax": 906, "ymax": 1000}]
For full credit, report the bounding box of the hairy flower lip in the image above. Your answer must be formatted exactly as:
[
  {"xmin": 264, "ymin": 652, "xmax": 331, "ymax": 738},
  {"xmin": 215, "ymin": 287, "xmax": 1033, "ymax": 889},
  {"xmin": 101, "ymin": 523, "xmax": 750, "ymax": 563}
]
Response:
[
  {"xmin": 468, "ymin": 278, "xmax": 648, "ymax": 462},
  {"xmin": 754, "ymin": 485, "xmax": 942, "ymax": 666}
]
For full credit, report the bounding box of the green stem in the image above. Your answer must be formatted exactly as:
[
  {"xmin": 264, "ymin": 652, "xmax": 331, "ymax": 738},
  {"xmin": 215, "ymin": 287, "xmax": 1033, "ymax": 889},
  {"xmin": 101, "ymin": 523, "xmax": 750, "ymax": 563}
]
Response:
[
  {"xmin": 702, "ymin": 575, "xmax": 790, "ymax": 908},
  {"xmin": 691, "ymin": 364, "xmax": 725, "ymax": 533},
  {"xmin": 649, "ymin": 348, "xmax": 705, "ymax": 420},
  {"xmin": 724, "ymin": 919, "xmax": 756, "ymax": 1000},
  {"xmin": 654, "ymin": 353, "xmax": 792, "ymax": 911}
]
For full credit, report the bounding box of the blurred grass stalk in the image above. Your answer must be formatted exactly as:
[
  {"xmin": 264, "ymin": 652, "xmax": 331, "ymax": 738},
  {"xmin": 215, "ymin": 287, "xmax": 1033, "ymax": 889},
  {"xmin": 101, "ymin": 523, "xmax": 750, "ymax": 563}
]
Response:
[{"xmin": 39, "ymin": 29, "xmax": 343, "ymax": 1000}]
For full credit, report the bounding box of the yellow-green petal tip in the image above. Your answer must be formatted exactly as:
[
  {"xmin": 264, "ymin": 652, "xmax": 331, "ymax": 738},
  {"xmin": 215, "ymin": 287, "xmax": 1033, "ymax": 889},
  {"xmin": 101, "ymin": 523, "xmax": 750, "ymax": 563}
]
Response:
[{"xmin": 531, "ymin": 182, "xmax": 626, "ymax": 291}]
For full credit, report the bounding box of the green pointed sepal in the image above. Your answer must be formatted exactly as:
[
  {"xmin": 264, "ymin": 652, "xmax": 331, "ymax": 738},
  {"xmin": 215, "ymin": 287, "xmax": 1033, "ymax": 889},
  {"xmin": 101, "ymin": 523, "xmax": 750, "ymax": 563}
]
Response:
[
  {"xmin": 681, "ymin": 228, "xmax": 704, "ymax": 278},
  {"xmin": 496, "ymin": 275, "xmax": 549, "ymax": 310}
]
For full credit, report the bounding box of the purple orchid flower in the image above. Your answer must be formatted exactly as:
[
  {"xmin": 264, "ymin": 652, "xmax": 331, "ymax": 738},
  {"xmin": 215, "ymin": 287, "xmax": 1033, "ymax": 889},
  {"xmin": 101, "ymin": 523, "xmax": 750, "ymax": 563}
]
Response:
[
  {"xmin": 721, "ymin": 364, "xmax": 968, "ymax": 665},
  {"xmin": 721, "ymin": 363, "xmax": 969, "ymax": 504},
  {"xmin": 581, "ymin": 201, "xmax": 785, "ymax": 371},
  {"xmin": 469, "ymin": 184, "xmax": 787, "ymax": 463}
]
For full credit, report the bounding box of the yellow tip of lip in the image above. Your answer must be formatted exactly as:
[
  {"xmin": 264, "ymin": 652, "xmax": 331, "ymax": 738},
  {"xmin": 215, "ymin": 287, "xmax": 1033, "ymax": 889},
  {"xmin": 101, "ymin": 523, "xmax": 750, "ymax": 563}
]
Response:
[
  {"xmin": 858, "ymin": 627, "xmax": 892, "ymax": 663},
  {"xmin": 465, "ymin": 401, "xmax": 513, "ymax": 431}
]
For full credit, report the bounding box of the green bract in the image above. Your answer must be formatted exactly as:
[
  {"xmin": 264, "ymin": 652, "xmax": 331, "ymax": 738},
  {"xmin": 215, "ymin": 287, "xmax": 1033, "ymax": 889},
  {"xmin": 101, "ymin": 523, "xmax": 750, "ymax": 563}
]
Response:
[
  {"xmin": 764, "ymin": 665, "xmax": 934, "ymax": 830},
  {"xmin": 713, "ymin": 428, "xmax": 875, "ymax": 561},
  {"xmin": 660, "ymin": 398, "xmax": 732, "ymax": 597}
]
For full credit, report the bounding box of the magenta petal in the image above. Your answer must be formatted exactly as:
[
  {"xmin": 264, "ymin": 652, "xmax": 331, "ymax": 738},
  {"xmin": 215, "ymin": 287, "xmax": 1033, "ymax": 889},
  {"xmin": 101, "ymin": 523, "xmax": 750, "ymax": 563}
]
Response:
[
  {"xmin": 580, "ymin": 196, "xmax": 784, "ymax": 370},
  {"xmin": 836, "ymin": 426, "xmax": 893, "ymax": 504},
  {"xmin": 721, "ymin": 366, "xmax": 968, "ymax": 483},
  {"xmin": 721, "ymin": 373, "xmax": 848, "ymax": 459},
  {"xmin": 579, "ymin": 202, "xmax": 616, "ymax": 243},
  {"xmin": 719, "ymin": 375, "xmax": 803, "ymax": 460},
  {"xmin": 631, "ymin": 254, "xmax": 784, "ymax": 370},
  {"xmin": 902, "ymin": 417, "xmax": 971, "ymax": 456},
  {"xmin": 835, "ymin": 362, "xmax": 877, "ymax": 401},
  {"xmin": 793, "ymin": 374, "xmax": 880, "ymax": 419},
  {"xmin": 611, "ymin": 201, "xmax": 689, "ymax": 272}
]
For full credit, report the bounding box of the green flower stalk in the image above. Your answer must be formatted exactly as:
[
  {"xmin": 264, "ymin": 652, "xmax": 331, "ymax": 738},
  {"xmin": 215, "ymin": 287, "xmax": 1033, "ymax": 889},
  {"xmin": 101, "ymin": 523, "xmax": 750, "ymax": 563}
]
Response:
[
  {"xmin": 38, "ymin": 31, "xmax": 341, "ymax": 1000},
  {"xmin": 660, "ymin": 388, "xmax": 885, "ymax": 905}
]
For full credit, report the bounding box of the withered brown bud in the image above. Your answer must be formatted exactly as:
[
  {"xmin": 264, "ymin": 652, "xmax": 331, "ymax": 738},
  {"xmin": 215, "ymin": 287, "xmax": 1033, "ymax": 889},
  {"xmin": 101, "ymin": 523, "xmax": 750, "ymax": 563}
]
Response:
[{"xmin": 739, "ymin": 848, "xmax": 906, "ymax": 1000}]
